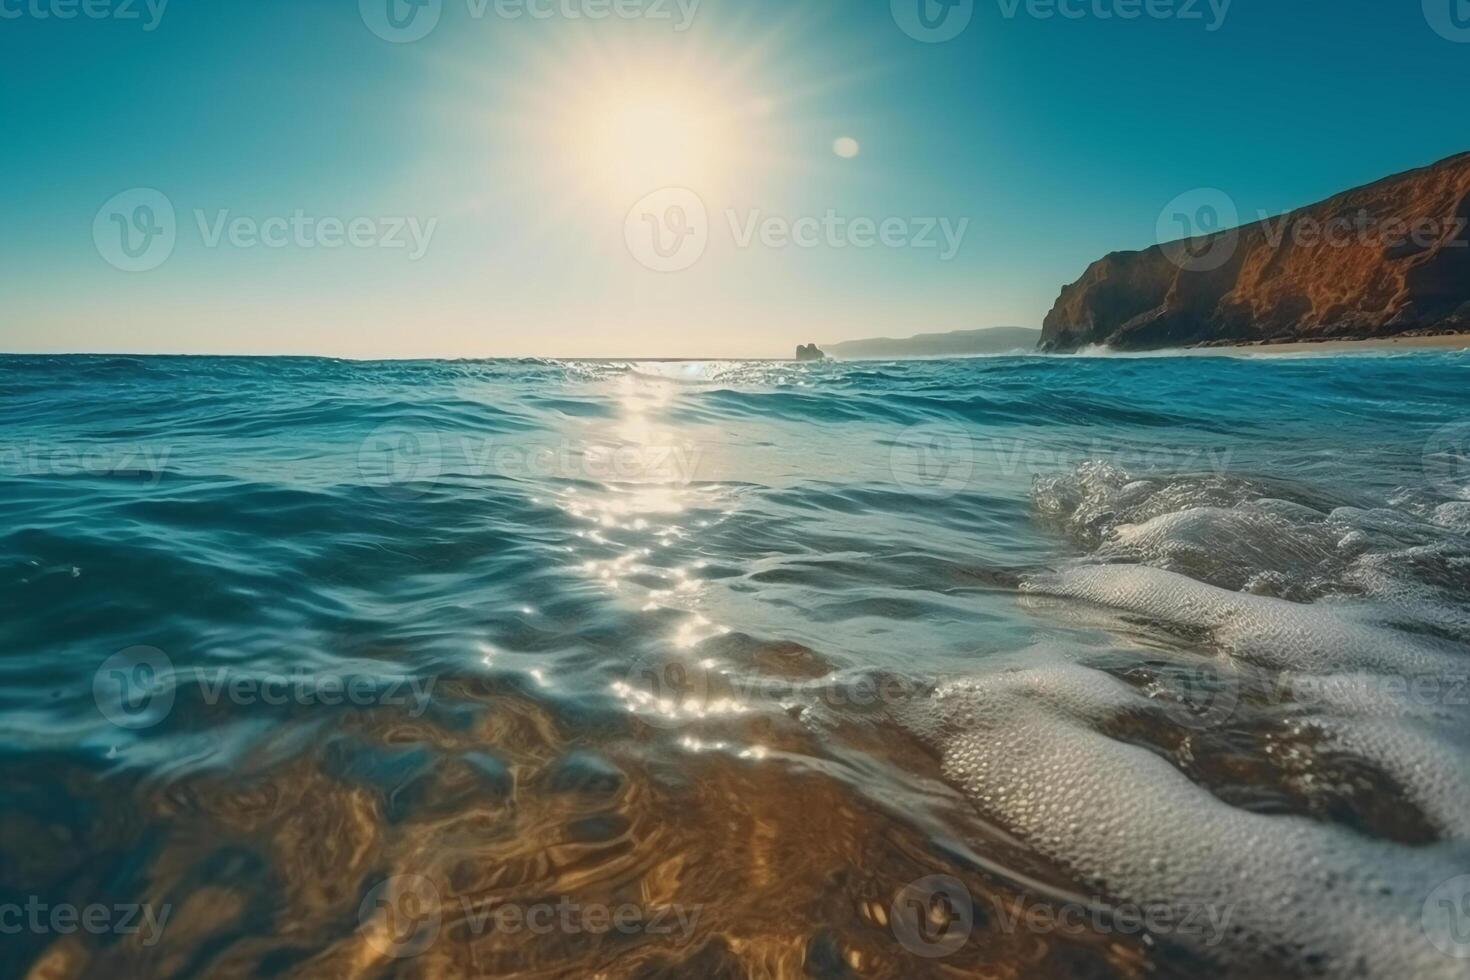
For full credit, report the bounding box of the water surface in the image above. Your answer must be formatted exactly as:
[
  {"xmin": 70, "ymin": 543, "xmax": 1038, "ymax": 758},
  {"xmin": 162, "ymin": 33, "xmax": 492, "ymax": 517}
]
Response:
[{"xmin": 3, "ymin": 352, "xmax": 1469, "ymax": 978}]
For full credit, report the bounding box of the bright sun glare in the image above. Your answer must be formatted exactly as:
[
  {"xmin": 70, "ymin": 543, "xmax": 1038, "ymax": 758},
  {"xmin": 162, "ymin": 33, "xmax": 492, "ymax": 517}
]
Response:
[
  {"xmin": 583, "ymin": 91, "xmax": 732, "ymax": 194},
  {"xmin": 478, "ymin": 30, "xmax": 814, "ymax": 216},
  {"xmin": 467, "ymin": 24, "xmax": 850, "ymax": 255}
]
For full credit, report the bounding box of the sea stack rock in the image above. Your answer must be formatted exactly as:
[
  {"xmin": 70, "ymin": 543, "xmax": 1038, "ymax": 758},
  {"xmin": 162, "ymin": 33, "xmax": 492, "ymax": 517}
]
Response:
[
  {"xmin": 795, "ymin": 343, "xmax": 827, "ymax": 361},
  {"xmin": 1040, "ymin": 152, "xmax": 1470, "ymax": 351}
]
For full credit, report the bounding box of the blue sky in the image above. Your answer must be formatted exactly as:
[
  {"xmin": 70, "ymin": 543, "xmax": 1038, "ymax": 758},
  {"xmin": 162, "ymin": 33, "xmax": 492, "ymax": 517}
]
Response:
[{"xmin": 2, "ymin": 0, "xmax": 1467, "ymax": 357}]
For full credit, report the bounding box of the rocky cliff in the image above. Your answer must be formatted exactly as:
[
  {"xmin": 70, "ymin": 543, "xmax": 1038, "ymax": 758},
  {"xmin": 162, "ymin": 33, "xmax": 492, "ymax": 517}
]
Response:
[{"xmin": 1041, "ymin": 152, "xmax": 1470, "ymax": 351}]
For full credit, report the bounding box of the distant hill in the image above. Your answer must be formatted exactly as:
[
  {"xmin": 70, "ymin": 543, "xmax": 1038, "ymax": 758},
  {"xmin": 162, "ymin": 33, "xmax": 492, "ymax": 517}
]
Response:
[{"xmin": 826, "ymin": 327, "xmax": 1040, "ymax": 359}]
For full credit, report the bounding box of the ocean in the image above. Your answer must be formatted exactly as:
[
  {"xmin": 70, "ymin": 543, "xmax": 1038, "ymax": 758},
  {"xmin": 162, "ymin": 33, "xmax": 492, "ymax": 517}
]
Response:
[{"xmin": 2, "ymin": 351, "xmax": 1469, "ymax": 978}]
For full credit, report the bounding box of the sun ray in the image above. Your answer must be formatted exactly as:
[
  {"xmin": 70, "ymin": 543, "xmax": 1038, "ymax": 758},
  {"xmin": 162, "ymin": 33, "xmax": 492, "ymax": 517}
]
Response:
[{"xmin": 412, "ymin": 12, "xmax": 891, "ymax": 249}]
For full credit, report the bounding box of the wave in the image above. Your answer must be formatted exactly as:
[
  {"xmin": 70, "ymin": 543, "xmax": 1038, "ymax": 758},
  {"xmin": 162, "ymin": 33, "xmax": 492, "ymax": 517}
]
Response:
[
  {"xmin": 2, "ymin": 352, "xmax": 1468, "ymax": 977},
  {"xmin": 888, "ymin": 456, "xmax": 1470, "ymax": 975}
]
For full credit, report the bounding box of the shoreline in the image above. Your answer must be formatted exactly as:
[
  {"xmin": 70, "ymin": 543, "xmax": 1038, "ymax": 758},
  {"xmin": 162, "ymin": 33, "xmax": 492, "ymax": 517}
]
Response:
[
  {"xmin": 1192, "ymin": 333, "xmax": 1470, "ymax": 356},
  {"xmin": 5, "ymin": 334, "xmax": 1469, "ymax": 362}
]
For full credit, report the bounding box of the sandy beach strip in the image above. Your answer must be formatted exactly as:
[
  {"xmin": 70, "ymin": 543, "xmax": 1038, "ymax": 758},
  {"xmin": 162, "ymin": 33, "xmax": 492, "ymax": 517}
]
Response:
[{"xmin": 1197, "ymin": 334, "xmax": 1470, "ymax": 356}]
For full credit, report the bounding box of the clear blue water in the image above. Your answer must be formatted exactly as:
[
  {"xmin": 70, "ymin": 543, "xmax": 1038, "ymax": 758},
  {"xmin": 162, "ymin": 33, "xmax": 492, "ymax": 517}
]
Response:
[{"xmin": 2, "ymin": 351, "xmax": 1469, "ymax": 978}]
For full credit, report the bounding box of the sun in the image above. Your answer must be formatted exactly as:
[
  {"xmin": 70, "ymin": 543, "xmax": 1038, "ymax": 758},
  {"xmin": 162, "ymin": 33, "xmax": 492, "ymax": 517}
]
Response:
[
  {"xmin": 537, "ymin": 58, "xmax": 771, "ymax": 206},
  {"xmin": 440, "ymin": 18, "xmax": 868, "ymax": 255},
  {"xmin": 584, "ymin": 92, "xmax": 729, "ymax": 195},
  {"xmin": 470, "ymin": 29, "xmax": 809, "ymax": 216}
]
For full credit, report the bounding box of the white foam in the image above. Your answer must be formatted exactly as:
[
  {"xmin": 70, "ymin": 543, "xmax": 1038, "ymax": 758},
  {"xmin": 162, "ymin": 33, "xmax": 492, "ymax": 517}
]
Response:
[
  {"xmin": 1434, "ymin": 501, "xmax": 1470, "ymax": 533},
  {"xmin": 1024, "ymin": 563, "xmax": 1463, "ymax": 675},
  {"xmin": 894, "ymin": 461, "xmax": 1470, "ymax": 974},
  {"xmin": 1032, "ymin": 462, "xmax": 1470, "ymax": 612},
  {"xmin": 1103, "ymin": 505, "xmax": 1340, "ymax": 596},
  {"xmin": 908, "ymin": 663, "xmax": 1470, "ymax": 977}
]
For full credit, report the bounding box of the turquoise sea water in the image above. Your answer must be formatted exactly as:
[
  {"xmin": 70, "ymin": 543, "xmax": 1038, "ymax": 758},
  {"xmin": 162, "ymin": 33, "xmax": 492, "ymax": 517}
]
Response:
[{"xmin": 2, "ymin": 351, "xmax": 1470, "ymax": 978}]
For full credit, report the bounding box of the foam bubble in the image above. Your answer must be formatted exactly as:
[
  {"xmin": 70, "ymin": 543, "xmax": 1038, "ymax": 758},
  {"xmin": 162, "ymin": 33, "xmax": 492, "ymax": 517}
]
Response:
[
  {"xmin": 1024, "ymin": 563, "xmax": 1463, "ymax": 675},
  {"xmin": 1032, "ymin": 461, "xmax": 1470, "ymax": 612},
  {"xmin": 892, "ymin": 461, "xmax": 1470, "ymax": 974},
  {"xmin": 903, "ymin": 663, "xmax": 1470, "ymax": 976}
]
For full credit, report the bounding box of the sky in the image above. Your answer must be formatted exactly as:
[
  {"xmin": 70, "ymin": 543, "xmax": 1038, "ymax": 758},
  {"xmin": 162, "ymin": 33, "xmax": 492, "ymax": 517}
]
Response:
[{"xmin": 1, "ymin": 0, "xmax": 1467, "ymax": 358}]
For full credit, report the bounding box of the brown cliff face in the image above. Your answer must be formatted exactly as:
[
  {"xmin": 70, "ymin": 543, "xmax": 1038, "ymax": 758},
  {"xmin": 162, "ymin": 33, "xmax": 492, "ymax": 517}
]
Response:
[{"xmin": 1041, "ymin": 152, "xmax": 1470, "ymax": 351}]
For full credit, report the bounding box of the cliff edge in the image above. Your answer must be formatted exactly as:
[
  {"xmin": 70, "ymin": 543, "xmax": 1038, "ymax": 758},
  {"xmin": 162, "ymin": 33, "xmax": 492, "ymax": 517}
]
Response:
[{"xmin": 1041, "ymin": 152, "xmax": 1470, "ymax": 351}]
